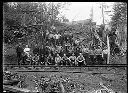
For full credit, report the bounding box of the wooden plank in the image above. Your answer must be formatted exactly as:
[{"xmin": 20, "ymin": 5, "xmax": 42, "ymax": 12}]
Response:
[
  {"xmin": 3, "ymin": 85, "xmax": 31, "ymax": 92},
  {"xmin": 3, "ymin": 85, "xmax": 39, "ymax": 93}
]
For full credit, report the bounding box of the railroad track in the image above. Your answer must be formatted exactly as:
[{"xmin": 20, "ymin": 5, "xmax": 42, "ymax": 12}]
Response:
[
  {"xmin": 3, "ymin": 64, "xmax": 126, "ymax": 67},
  {"xmin": 3, "ymin": 67, "xmax": 126, "ymax": 76},
  {"xmin": 3, "ymin": 64, "xmax": 127, "ymax": 72}
]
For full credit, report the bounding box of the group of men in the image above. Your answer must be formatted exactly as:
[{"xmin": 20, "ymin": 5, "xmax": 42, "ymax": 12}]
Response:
[
  {"xmin": 16, "ymin": 42, "xmax": 106, "ymax": 66},
  {"xmin": 15, "ymin": 28, "xmax": 108, "ymax": 66},
  {"xmin": 16, "ymin": 43, "xmax": 86, "ymax": 66}
]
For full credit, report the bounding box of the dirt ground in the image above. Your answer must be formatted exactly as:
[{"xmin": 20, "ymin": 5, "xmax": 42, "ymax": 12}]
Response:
[{"xmin": 6, "ymin": 67, "xmax": 127, "ymax": 93}]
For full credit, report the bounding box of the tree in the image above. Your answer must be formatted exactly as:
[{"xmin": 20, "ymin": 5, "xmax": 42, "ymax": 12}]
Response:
[
  {"xmin": 108, "ymin": 2, "xmax": 127, "ymax": 55},
  {"xmin": 110, "ymin": 2, "xmax": 127, "ymax": 51},
  {"xmin": 3, "ymin": 2, "xmax": 70, "ymax": 46},
  {"xmin": 110, "ymin": 2, "xmax": 127, "ymax": 31},
  {"xmin": 58, "ymin": 16, "xmax": 69, "ymax": 22}
]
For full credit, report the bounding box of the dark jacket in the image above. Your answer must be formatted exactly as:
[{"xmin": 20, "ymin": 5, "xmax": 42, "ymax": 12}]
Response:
[
  {"xmin": 16, "ymin": 46, "xmax": 23, "ymax": 54},
  {"xmin": 33, "ymin": 47, "xmax": 40, "ymax": 55}
]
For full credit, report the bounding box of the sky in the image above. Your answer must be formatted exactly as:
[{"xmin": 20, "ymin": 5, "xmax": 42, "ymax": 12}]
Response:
[
  {"xmin": 60, "ymin": 2, "xmax": 114, "ymax": 25},
  {"xmin": 7, "ymin": 2, "xmax": 114, "ymax": 25}
]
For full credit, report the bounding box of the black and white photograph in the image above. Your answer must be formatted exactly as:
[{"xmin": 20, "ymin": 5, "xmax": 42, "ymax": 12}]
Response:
[{"xmin": 3, "ymin": 2, "xmax": 127, "ymax": 93}]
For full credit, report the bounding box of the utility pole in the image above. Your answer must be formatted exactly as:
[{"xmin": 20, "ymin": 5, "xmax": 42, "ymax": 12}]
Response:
[
  {"xmin": 101, "ymin": 2, "xmax": 110, "ymax": 64},
  {"xmin": 23, "ymin": 12, "xmax": 26, "ymax": 27},
  {"xmin": 90, "ymin": 4, "xmax": 95, "ymax": 49},
  {"xmin": 90, "ymin": 4, "xmax": 93, "ymax": 22},
  {"xmin": 100, "ymin": 3, "xmax": 105, "ymax": 50},
  {"xmin": 52, "ymin": 2, "xmax": 54, "ymax": 27},
  {"xmin": 3, "ymin": 8, "xmax": 5, "ymax": 31},
  {"xmin": 101, "ymin": 3, "xmax": 106, "ymax": 42},
  {"xmin": 101, "ymin": 3, "xmax": 105, "ymax": 25}
]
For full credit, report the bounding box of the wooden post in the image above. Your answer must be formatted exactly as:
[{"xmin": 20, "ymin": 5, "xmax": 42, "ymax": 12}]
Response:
[
  {"xmin": 107, "ymin": 35, "xmax": 110, "ymax": 64},
  {"xmin": 101, "ymin": 3, "xmax": 105, "ymax": 26}
]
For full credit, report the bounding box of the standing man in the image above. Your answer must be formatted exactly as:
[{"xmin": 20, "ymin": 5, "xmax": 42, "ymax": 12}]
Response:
[
  {"xmin": 39, "ymin": 45, "xmax": 45, "ymax": 65},
  {"xmin": 54, "ymin": 32, "xmax": 61, "ymax": 46},
  {"xmin": 33, "ymin": 44, "xmax": 40, "ymax": 55},
  {"xmin": 23, "ymin": 45, "xmax": 31, "ymax": 65},
  {"xmin": 16, "ymin": 43, "xmax": 23, "ymax": 65},
  {"xmin": 56, "ymin": 44, "xmax": 63, "ymax": 57},
  {"xmin": 82, "ymin": 47, "xmax": 90, "ymax": 65},
  {"xmin": 39, "ymin": 53, "xmax": 45, "ymax": 65},
  {"xmin": 64, "ymin": 42, "xmax": 71, "ymax": 57},
  {"xmin": 89, "ymin": 49, "xmax": 95, "ymax": 65},
  {"xmin": 24, "ymin": 45, "xmax": 31, "ymax": 57},
  {"xmin": 95, "ymin": 46, "xmax": 103, "ymax": 65},
  {"xmin": 68, "ymin": 45, "xmax": 74, "ymax": 57}
]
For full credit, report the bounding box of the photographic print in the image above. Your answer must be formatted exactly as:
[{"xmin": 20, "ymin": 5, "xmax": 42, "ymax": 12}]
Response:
[{"xmin": 3, "ymin": 2, "xmax": 127, "ymax": 93}]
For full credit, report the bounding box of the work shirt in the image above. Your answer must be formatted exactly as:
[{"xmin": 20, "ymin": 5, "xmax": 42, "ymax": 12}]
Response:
[
  {"xmin": 48, "ymin": 34, "xmax": 54, "ymax": 39},
  {"xmin": 69, "ymin": 55, "xmax": 76, "ymax": 63},
  {"xmin": 33, "ymin": 47, "xmax": 40, "ymax": 55},
  {"xmin": 68, "ymin": 46, "xmax": 74, "ymax": 53},
  {"xmin": 82, "ymin": 48, "xmax": 89, "ymax": 53},
  {"xmin": 55, "ymin": 56, "xmax": 62, "ymax": 64},
  {"xmin": 47, "ymin": 55, "xmax": 54, "ymax": 64},
  {"xmin": 56, "ymin": 46, "xmax": 62, "ymax": 53},
  {"xmin": 62, "ymin": 55, "xmax": 69, "ymax": 65},
  {"xmin": 76, "ymin": 55, "xmax": 85, "ymax": 62},
  {"xmin": 16, "ymin": 45, "xmax": 23, "ymax": 54},
  {"xmin": 62, "ymin": 55, "xmax": 69, "ymax": 62},
  {"xmin": 103, "ymin": 49, "xmax": 108, "ymax": 54},
  {"xmin": 24, "ymin": 47, "xmax": 30, "ymax": 57},
  {"xmin": 54, "ymin": 34, "xmax": 61, "ymax": 39},
  {"xmin": 32, "ymin": 54, "xmax": 39, "ymax": 62}
]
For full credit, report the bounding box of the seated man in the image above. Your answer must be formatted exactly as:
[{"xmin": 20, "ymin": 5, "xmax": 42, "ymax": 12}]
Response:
[
  {"xmin": 47, "ymin": 53, "xmax": 54, "ymax": 66},
  {"xmin": 55, "ymin": 54, "xmax": 62, "ymax": 66},
  {"xmin": 68, "ymin": 53, "xmax": 77, "ymax": 66},
  {"xmin": 61, "ymin": 54, "xmax": 70, "ymax": 66},
  {"xmin": 32, "ymin": 54, "xmax": 40, "ymax": 65},
  {"xmin": 76, "ymin": 53, "xmax": 86, "ymax": 66}
]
